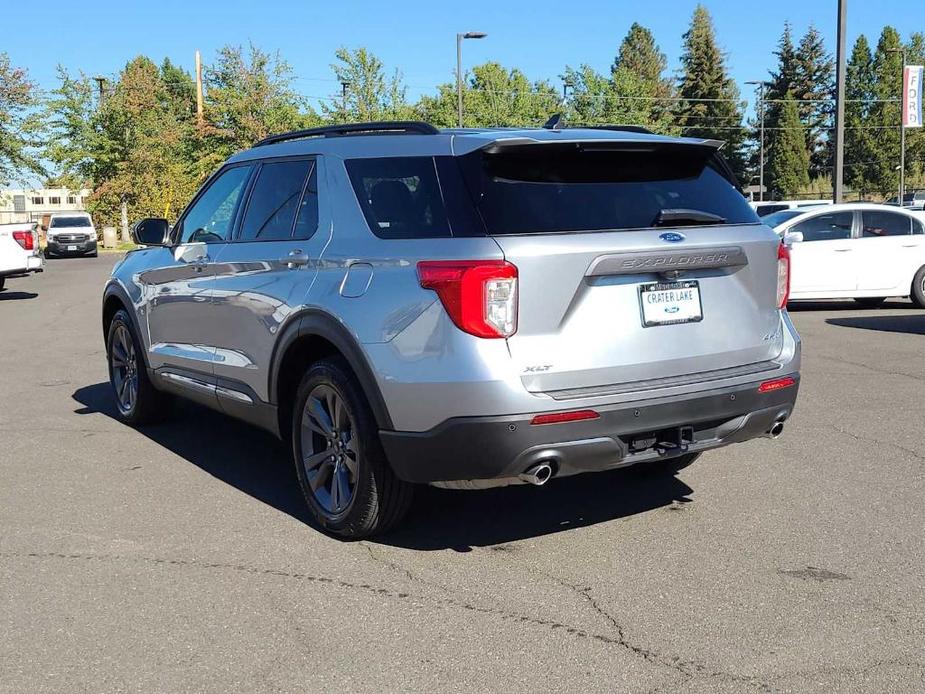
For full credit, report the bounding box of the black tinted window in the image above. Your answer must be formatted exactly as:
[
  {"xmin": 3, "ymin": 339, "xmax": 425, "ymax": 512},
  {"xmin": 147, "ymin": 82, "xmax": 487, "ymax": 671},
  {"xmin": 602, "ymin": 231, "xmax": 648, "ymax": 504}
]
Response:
[
  {"xmin": 293, "ymin": 165, "xmax": 319, "ymax": 240},
  {"xmin": 240, "ymin": 160, "xmax": 312, "ymax": 241},
  {"xmin": 791, "ymin": 211, "xmax": 853, "ymax": 242},
  {"xmin": 862, "ymin": 210, "xmax": 912, "ymax": 237},
  {"xmin": 346, "ymin": 157, "xmax": 451, "ymax": 239},
  {"xmin": 755, "ymin": 204, "xmax": 789, "ymax": 216},
  {"xmin": 457, "ymin": 144, "xmax": 758, "ymax": 234},
  {"xmin": 50, "ymin": 216, "xmax": 91, "ymax": 228}
]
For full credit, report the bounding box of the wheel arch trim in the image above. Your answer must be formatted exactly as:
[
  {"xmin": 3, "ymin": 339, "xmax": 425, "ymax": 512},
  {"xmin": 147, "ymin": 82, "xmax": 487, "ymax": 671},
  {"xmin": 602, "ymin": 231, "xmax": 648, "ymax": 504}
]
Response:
[{"xmin": 269, "ymin": 309, "xmax": 394, "ymax": 430}]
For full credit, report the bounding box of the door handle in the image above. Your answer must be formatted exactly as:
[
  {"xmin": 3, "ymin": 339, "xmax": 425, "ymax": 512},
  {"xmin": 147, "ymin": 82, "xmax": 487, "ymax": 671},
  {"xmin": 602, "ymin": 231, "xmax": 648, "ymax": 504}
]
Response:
[
  {"xmin": 283, "ymin": 250, "xmax": 310, "ymax": 268},
  {"xmin": 834, "ymin": 248, "xmax": 853, "ymax": 252},
  {"xmin": 192, "ymin": 257, "xmax": 209, "ymax": 272},
  {"xmin": 902, "ymin": 244, "xmax": 920, "ymax": 248}
]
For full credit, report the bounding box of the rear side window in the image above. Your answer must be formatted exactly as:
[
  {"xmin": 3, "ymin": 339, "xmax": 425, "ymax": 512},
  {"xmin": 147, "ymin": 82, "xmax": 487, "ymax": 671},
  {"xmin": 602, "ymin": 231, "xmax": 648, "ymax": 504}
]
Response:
[
  {"xmin": 240, "ymin": 159, "xmax": 313, "ymax": 241},
  {"xmin": 861, "ymin": 210, "xmax": 912, "ymax": 237},
  {"xmin": 346, "ymin": 157, "xmax": 451, "ymax": 239},
  {"xmin": 457, "ymin": 144, "xmax": 758, "ymax": 235},
  {"xmin": 791, "ymin": 211, "xmax": 853, "ymax": 242}
]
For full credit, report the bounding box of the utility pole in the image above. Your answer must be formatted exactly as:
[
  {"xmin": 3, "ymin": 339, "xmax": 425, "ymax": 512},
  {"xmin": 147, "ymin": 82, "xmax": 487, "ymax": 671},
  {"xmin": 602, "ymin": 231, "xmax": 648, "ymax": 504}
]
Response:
[
  {"xmin": 456, "ymin": 31, "xmax": 487, "ymax": 127},
  {"xmin": 93, "ymin": 76, "xmax": 107, "ymax": 105},
  {"xmin": 746, "ymin": 81, "xmax": 770, "ymax": 201},
  {"xmin": 195, "ymin": 50, "xmax": 204, "ymax": 129},
  {"xmin": 833, "ymin": 0, "xmax": 848, "ymax": 203}
]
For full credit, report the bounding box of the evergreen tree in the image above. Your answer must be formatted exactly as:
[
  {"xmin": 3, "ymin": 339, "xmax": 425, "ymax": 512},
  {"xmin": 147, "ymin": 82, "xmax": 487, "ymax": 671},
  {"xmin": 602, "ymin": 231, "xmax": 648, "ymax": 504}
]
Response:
[
  {"xmin": 793, "ymin": 25, "xmax": 835, "ymax": 174},
  {"xmin": 612, "ymin": 23, "xmax": 668, "ymax": 84},
  {"xmin": 765, "ymin": 92, "xmax": 811, "ymax": 196},
  {"xmin": 608, "ymin": 22, "xmax": 675, "ymax": 130},
  {"xmin": 676, "ymin": 5, "xmax": 747, "ymax": 179},
  {"xmin": 844, "ymin": 35, "xmax": 876, "ymax": 193},
  {"xmin": 868, "ymin": 27, "xmax": 903, "ymax": 196}
]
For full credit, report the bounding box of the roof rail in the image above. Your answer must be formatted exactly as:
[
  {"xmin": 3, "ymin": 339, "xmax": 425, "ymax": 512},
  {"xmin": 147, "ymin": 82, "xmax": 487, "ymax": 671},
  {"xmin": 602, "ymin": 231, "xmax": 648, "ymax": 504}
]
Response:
[
  {"xmin": 578, "ymin": 124, "xmax": 654, "ymax": 135},
  {"xmin": 254, "ymin": 121, "xmax": 439, "ymax": 147}
]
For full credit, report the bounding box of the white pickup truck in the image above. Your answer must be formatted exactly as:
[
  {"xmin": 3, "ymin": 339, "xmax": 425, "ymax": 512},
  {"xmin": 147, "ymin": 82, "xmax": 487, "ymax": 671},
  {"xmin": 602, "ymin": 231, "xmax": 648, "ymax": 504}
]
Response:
[{"xmin": 0, "ymin": 222, "xmax": 44, "ymax": 291}]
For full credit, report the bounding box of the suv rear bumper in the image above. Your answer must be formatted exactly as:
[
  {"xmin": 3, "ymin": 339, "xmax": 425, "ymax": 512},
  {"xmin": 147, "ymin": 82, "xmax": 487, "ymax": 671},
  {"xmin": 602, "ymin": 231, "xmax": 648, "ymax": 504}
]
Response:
[{"xmin": 380, "ymin": 374, "xmax": 799, "ymax": 484}]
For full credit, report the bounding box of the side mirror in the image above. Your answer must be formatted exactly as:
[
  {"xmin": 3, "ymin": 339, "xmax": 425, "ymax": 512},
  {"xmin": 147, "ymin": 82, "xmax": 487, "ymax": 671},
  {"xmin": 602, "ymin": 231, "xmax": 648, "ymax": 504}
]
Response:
[
  {"xmin": 131, "ymin": 218, "xmax": 170, "ymax": 246},
  {"xmin": 784, "ymin": 231, "xmax": 804, "ymax": 246}
]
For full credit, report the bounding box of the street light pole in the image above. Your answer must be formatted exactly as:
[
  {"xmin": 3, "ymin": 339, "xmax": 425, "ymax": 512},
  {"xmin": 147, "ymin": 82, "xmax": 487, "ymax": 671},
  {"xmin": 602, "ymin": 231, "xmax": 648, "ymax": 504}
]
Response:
[
  {"xmin": 456, "ymin": 31, "xmax": 487, "ymax": 127},
  {"xmin": 746, "ymin": 81, "xmax": 769, "ymax": 201}
]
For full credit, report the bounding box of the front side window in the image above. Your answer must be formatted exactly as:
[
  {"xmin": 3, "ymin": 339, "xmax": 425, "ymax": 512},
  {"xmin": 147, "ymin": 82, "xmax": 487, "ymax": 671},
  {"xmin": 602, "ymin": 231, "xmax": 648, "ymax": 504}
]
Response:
[
  {"xmin": 791, "ymin": 211, "xmax": 853, "ymax": 242},
  {"xmin": 179, "ymin": 165, "xmax": 252, "ymax": 244},
  {"xmin": 239, "ymin": 159, "xmax": 312, "ymax": 241},
  {"xmin": 861, "ymin": 210, "xmax": 912, "ymax": 237},
  {"xmin": 755, "ymin": 204, "xmax": 789, "ymax": 217}
]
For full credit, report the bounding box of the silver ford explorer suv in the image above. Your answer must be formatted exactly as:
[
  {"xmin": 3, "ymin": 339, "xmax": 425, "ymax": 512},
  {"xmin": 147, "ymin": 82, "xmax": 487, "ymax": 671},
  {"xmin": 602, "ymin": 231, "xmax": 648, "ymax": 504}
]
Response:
[{"xmin": 102, "ymin": 121, "xmax": 800, "ymax": 539}]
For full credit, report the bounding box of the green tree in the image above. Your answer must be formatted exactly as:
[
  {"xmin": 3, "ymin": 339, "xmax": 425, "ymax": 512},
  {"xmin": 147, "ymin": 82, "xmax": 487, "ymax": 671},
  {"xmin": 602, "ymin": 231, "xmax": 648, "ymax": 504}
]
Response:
[
  {"xmin": 419, "ymin": 62, "xmax": 558, "ymax": 127},
  {"xmin": 203, "ymin": 43, "xmax": 310, "ymax": 164},
  {"xmin": 793, "ymin": 25, "xmax": 834, "ymax": 173},
  {"xmin": 676, "ymin": 5, "xmax": 747, "ymax": 178},
  {"xmin": 844, "ymin": 35, "xmax": 876, "ymax": 193},
  {"xmin": 323, "ymin": 47, "xmax": 413, "ymax": 123},
  {"xmin": 563, "ymin": 64, "xmax": 677, "ymax": 133},
  {"xmin": 868, "ymin": 27, "xmax": 904, "ymax": 196},
  {"xmin": 765, "ymin": 92, "xmax": 810, "ymax": 196},
  {"xmin": 42, "ymin": 66, "xmax": 97, "ymax": 188},
  {"xmin": 0, "ymin": 53, "xmax": 43, "ymax": 185}
]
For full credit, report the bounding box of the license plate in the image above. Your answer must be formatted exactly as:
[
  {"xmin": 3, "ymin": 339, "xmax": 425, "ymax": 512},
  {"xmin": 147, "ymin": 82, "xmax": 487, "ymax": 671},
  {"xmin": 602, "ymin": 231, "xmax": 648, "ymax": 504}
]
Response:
[
  {"xmin": 639, "ymin": 280, "xmax": 703, "ymax": 327},
  {"xmin": 67, "ymin": 245, "xmax": 77, "ymax": 251}
]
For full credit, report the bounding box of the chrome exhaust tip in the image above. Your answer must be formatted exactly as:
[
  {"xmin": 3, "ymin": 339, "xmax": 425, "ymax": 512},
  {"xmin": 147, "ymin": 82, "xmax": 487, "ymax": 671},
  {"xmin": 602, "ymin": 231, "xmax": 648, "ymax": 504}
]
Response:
[
  {"xmin": 518, "ymin": 462, "xmax": 554, "ymax": 486},
  {"xmin": 767, "ymin": 420, "xmax": 785, "ymax": 439}
]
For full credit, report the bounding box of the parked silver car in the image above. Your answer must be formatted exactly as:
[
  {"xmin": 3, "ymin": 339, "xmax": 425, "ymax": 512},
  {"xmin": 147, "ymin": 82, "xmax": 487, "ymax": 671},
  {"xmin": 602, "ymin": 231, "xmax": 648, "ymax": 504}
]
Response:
[{"xmin": 102, "ymin": 121, "xmax": 801, "ymax": 538}]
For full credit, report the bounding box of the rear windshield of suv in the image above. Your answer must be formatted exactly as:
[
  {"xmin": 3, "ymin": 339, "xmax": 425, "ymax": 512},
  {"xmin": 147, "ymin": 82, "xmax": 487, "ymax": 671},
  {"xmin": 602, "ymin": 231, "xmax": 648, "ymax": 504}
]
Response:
[
  {"xmin": 345, "ymin": 143, "xmax": 757, "ymax": 239},
  {"xmin": 50, "ymin": 216, "xmax": 91, "ymax": 228}
]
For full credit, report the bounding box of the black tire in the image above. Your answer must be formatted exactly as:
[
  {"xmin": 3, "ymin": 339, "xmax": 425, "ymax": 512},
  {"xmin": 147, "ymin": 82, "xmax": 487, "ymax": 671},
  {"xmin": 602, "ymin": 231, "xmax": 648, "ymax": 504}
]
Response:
[
  {"xmin": 292, "ymin": 357, "xmax": 413, "ymax": 539},
  {"xmin": 90, "ymin": 252, "xmax": 99, "ymax": 258},
  {"xmin": 912, "ymin": 266, "xmax": 925, "ymax": 308},
  {"xmin": 0, "ymin": 277, "xmax": 5, "ymax": 291},
  {"xmin": 106, "ymin": 309, "xmax": 170, "ymax": 425},
  {"xmin": 854, "ymin": 297, "xmax": 886, "ymax": 309}
]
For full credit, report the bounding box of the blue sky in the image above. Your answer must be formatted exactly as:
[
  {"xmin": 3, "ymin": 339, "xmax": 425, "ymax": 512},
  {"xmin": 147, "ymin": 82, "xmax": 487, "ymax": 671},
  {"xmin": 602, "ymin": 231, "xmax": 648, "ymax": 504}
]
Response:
[{"xmin": 6, "ymin": 0, "xmax": 922, "ymax": 110}]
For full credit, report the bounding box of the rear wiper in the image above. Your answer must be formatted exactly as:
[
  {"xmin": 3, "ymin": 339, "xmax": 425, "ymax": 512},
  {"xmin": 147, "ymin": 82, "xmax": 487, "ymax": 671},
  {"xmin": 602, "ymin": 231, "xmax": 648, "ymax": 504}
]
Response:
[{"xmin": 653, "ymin": 208, "xmax": 726, "ymax": 227}]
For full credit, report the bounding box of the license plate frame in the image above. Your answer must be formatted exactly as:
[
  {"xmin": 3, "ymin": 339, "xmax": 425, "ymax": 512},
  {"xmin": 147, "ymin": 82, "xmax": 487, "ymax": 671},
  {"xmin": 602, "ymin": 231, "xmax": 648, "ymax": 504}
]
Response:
[{"xmin": 639, "ymin": 280, "xmax": 703, "ymax": 327}]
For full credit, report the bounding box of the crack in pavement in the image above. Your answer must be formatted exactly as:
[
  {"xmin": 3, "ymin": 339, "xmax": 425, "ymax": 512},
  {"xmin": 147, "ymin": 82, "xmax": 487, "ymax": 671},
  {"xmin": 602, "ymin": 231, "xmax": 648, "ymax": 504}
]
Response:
[
  {"xmin": 0, "ymin": 550, "xmax": 640, "ymax": 651},
  {"xmin": 821, "ymin": 423, "xmax": 925, "ymax": 463},
  {"xmin": 525, "ymin": 569, "xmax": 773, "ymax": 693},
  {"xmin": 358, "ymin": 542, "xmax": 454, "ymax": 597}
]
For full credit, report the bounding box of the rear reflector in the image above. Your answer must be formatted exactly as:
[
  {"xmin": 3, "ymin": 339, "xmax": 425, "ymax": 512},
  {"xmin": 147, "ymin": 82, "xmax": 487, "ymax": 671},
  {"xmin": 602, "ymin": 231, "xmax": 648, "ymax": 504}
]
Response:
[
  {"xmin": 530, "ymin": 409, "xmax": 600, "ymax": 426},
  {"xmin": 758, "ymin": 376, "xmax": 796, "ymax": 393},
  {"xmin": 12, "ymin": 230, "xmax": 34, "ymax": 251}
]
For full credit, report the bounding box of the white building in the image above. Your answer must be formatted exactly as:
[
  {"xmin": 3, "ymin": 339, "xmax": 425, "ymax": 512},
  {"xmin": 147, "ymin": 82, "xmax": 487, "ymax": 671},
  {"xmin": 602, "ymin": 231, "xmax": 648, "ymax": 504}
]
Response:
[{"xmin": 0, "ymin": 187, "xmax": 92, "ymax": 225}]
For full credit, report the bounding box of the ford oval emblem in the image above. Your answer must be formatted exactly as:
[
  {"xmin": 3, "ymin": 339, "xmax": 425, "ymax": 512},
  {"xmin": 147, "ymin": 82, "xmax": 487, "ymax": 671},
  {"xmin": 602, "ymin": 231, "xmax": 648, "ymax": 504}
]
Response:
[
  {"xmin": 659, "ymin": 232, "xmax": 686, "ymax": 243},
  {"xmin": 665, "ymin": 306, "xmax": 680, "ymax": 314}
]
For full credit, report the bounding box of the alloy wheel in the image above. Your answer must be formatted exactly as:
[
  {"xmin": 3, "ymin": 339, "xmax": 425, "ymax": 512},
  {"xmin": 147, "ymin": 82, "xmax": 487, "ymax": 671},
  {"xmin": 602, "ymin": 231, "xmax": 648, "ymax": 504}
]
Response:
[
  {"xmin": 110, "ymin": 324, "xmax": 138, "ymax": 414},
  {"xmin": 300, "ymin": 384, "xmax": 358, "ymax": 516}
]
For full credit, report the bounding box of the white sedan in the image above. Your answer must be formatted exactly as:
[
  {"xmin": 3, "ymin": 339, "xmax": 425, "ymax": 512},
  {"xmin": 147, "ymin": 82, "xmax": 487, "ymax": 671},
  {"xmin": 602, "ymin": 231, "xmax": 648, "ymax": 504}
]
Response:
[{"xmin": 770, "ymin": 203, "xmax": 925, "ymax": 308}]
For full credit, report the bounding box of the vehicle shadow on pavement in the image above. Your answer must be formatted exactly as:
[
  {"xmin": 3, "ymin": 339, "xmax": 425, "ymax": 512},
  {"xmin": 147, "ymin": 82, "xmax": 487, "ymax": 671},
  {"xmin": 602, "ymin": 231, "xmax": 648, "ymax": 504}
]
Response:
[
  {"xmin": 0, "ymin": 290, "xmax": 39, "ymax": 301},
  {"xmin": 788, "ymin": 300, "xmax": 910, "ymax": 312},
  {"xmin": 72, "ymin": 382, "xmax": 694, "ymax": 550},
  {"xmin": 826, "ymin": 314, "xmax": 925, "ymax": 335},
  {"xmin": 72, "ymin": 382, "xmax": 312, "ymax": 525}
]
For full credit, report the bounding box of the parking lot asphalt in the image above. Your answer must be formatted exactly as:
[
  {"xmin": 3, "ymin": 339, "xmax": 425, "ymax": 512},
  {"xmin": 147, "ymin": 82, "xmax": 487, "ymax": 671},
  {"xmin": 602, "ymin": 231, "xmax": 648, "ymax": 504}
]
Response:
[{"xmin": 1, "ymin": 255, "xmax": 924, "ymax": 693}]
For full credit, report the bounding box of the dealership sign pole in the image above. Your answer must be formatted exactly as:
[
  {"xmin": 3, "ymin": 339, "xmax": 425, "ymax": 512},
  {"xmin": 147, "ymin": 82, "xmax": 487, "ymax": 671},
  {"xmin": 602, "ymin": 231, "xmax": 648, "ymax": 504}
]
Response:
[{"xmin": 900, "ymin": 63, "xmax": 923, "ymax": 202}]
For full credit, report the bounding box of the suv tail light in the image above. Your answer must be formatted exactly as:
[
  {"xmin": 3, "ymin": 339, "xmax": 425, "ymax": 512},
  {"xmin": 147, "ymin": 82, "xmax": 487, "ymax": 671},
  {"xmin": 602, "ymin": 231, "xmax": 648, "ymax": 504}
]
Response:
[
  {"xmin": 777, "ymin": 242, "xmax": 790, "ymax": 309},
  {"xmin": 417, "ymin": 260, "xmax": 518, "ymax": 338},
  {"xmin": 12, "ymin": 230, "xmax": 34, "ymax": 251}
]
